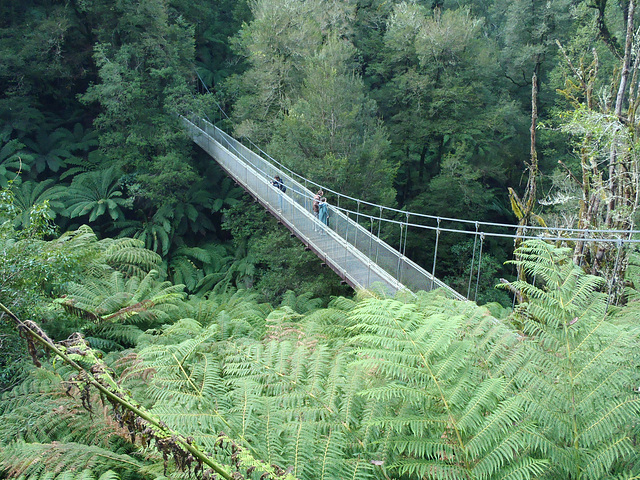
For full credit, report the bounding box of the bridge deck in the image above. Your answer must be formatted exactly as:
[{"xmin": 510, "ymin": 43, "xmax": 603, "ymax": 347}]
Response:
[{"xmin": 182, "ymin": 115, "xmax": 465, "ymax": 300}]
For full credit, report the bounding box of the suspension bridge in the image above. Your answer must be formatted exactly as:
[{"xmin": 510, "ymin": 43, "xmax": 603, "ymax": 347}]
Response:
[{"xmin": 182, "ymin": 114, "xmax": 640, "ymax": 302}]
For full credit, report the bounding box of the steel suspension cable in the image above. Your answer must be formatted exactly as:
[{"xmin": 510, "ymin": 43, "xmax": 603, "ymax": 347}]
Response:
[
  {"xmin": 376, "ymin": 206, "xmax": 382, "ymax": 263},
  {"xmin": 431, "ymin": 218, "xmax": 441, "ymax": 290},
  {"xmin": 402, "ymin": 212, "xmax": 410, "ymax": 257},
  {"xmin": 468, "ymin": 223, "xmax": 479, "ymax": 300},
  {"xmin": 475, "ymin": 233, "xmax": 485, "ymax": 302},
  {"xmin": 606, "ymin": 239, "xmax": 625, "ymax": 309}
]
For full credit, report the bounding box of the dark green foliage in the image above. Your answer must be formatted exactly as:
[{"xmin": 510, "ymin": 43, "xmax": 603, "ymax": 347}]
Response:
[
  {"xmin": 222, "ymin": 199, "xmax": 352, "ymax": 303},
  {"xmin": 167, "ymin": 243, "xmax": 232, "ymax": 293},
  {"xmin": 0, "ymin": 135, "xmax": 32, "ymax": 188},
  {"xmin": 182, "ymin": 0, "xmax": 250, "ymax": 89},
  {"xmin": 24, "ymin": 130, "xmax": 75, "ymax": 175},
  {"xmin": 79, "ymin": 0, "xmax": 201, "ymax": 206},
  {"xmin": 443, "ymin": 239, "xmax": 513, "ymax": 306}
]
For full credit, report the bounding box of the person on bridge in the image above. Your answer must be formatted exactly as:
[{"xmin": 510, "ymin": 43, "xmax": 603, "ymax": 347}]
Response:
[
  {"xmin": 272, "ymin": 175, "xmax": 286, "ymax": 211},
  {"xmin": 272, "ymin": 175, "xmax": 286, "ymax": 192},
  {"xmin": 313, "ymin": 189, "xmax": 323, "ymax": 216},
  {"xmin": 313, "ymin": 189, "xmax": 323, "ymax": 230},
  {"xmin": 318, "ymin": 197, "xmax": 329, "ymax": 234}
]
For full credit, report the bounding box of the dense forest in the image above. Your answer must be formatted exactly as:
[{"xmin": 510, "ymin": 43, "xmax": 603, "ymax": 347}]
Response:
[{"xmin": 1, "ymin": 0, "xmax": 639, "ymax": 478}]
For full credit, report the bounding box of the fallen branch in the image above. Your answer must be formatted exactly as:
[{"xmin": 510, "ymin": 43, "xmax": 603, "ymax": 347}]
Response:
[{"xmin": 0, "ymin": 302, "xmax": 295, "ymax": 480}]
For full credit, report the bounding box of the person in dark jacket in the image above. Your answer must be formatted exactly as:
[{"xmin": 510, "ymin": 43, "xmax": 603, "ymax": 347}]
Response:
[
  {"xmin": 272, "ymin": 175, "xmax": 286, "ymax": 211},
  {"xmin": 312, "ymin": 189, "xmax": 323, "ymax": 230}
]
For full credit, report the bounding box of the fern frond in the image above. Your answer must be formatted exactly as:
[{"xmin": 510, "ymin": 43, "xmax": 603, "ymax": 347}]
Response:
[
  {"xmin": 349, "ymin": 296, "xmax": 534, "ymax": 479},
  {"xmin": 279, "ymin": 290, "xmax": 323, "ymax": 314},
  {"xmin": 509, "ymin": 240, "xmax": 640, "ymax": 479},
  {"xmin": 0, "ymin": 367, "xmax": 132, "ymax": 451},
  {"xmin": 0, "ymin": 442, "xmax": 143, "ymax": 478},
  {"xmin": 12, "ymin": 469, "xmax": 122, "ymax": 480},
  {"xmin": 57, "ymin": 269, "xmax": 187, "ymax": 334},
  {"xmin": 85, "ymin": 324, "xmax": 144, "ymax": 350},
  {"xmin": 220, "ymin": 334, "xmax": 374, "ymax": 480},
  {"xmin": 169, "ymin": 255, "xmax": 202, "ymax": 291},
  {"xmin": 101, "ymin": 237, "xmax": 161, "ymax": 278}
]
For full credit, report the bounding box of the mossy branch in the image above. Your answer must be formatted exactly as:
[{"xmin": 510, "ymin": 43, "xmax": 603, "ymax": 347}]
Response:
[{"xmin": 0, "ymin": 301, "xmax": 295, "ymax": 480}]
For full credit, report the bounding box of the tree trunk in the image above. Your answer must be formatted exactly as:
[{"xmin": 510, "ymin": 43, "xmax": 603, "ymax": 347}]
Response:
[
  {"xmin": 418, "ymin": 143, "xmax": 428, "ymax": 183},
  {"xmin": 513, "ymin": 72, "xmax": 539, "ymax": 282}
]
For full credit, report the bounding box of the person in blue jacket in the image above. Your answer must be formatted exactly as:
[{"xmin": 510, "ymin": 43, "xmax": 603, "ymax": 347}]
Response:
[{"xmin": 318, "ymin": 197, "xmax": 329, "ymax": 233}]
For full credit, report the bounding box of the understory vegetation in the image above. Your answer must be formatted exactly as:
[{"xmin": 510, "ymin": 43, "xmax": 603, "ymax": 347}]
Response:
[{"xmin": 1, "ymin": 200, "xmax": 639, "ymax": 479}]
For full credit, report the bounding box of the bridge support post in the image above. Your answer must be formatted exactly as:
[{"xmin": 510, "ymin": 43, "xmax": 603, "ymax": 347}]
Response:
[{"xmin": 430, "ymin": 218, "xmax": 441, "ymax": 291}]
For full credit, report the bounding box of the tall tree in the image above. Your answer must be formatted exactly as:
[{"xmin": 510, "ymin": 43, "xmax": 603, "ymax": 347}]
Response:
[
  {"xmin": 550, "ymin": 0, "xmax": 640, "ymax": 289},
  {"xmin": 79, "ymin": 0, "xmax": 201, "ymax": 205},
  {"xmin": 374, "ymin": 3, "xmax": 523, "ymax": 212},
  {"xmin": 226, "ymin": 0, "xmax": 355, "ymax": 143},
  {"xmin": 268, "ymin": 37, "xmax": 396, "ymax": 204},
  {"xmin": 0, "ymin": 1, "xmax": 95, "ymax": 138}
]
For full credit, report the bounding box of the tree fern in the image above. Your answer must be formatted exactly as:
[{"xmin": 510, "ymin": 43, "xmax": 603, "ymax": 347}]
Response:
[
  {"xmin": 0, "ymin": 136, "xmax": 32, "ymax": 188},
  {"xmin": 202, "ymin": 288, "xmax": 271, "ymax": 340},
  {"xmin": 23, "ymin": 129, "xmax": 73, "ymax": 174},
  {"xmin": 165, "ymin": 188, "xmax": 218, "ymax": 238},
  {"xmin": 2, "ymin": 306, "xmax": 296, "ymax": 480},
  {"xmin": 63, "ymin": 167, "xmax": 130, "ymax": 223},
  {"xmin": 130, "ymin": 302, "xmax": 374, "ymax": 480},
  {"xmin": 60, "ymin": 149, "xmax": 109, "ymax": 181},
  {"xmin": 100, "ymin": 237, "xmax": 162, "ymax": 279},
  {"xmin": 59, "ymin": 269, "xmax": 185, "ymax": 322},
  {"xmin": 279, "ymin": 290, "xmax": 324, "ymax": 314},
  {"xmin": 56, "ymin": 123, "xmax": 100, "ymax": 154},
  {"xmin": 116, "ymin": 209, "xmax": 172, "ymax": 256},
  {"xmin": 348, "ymin": 296, "xmax": 543, "ymax": 479},
  {"xmin": 131, "ymin": 320, "xmax": 236, "ymax": 449},
  {"xmin": 48, "ymin": 225, "xmax": 162, "ymax": 284},
  {"xmin": 55, "ymin": 269, "xmax": 186, "ymax": 349},
  {"xmin": 0, "ymin": 369, "xmax": 145, "ymax": 479},
  {"xmin": 223, "ymin": 338, "xmax": 375, "ymax": 480},
  {"xmin": 11, "ymin": 180, "xmax": 67, "ymax": 229},
  {"xmin": 167, "ymin": 243, "xmax": 232, "ymax": 294},
  {"xmin": 507, "ymin": 240, "xmax": 640, "ymax": 479},
  {"xmin": 0, "ymin": 369, "xmax": 111, "ymax": 446}
]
